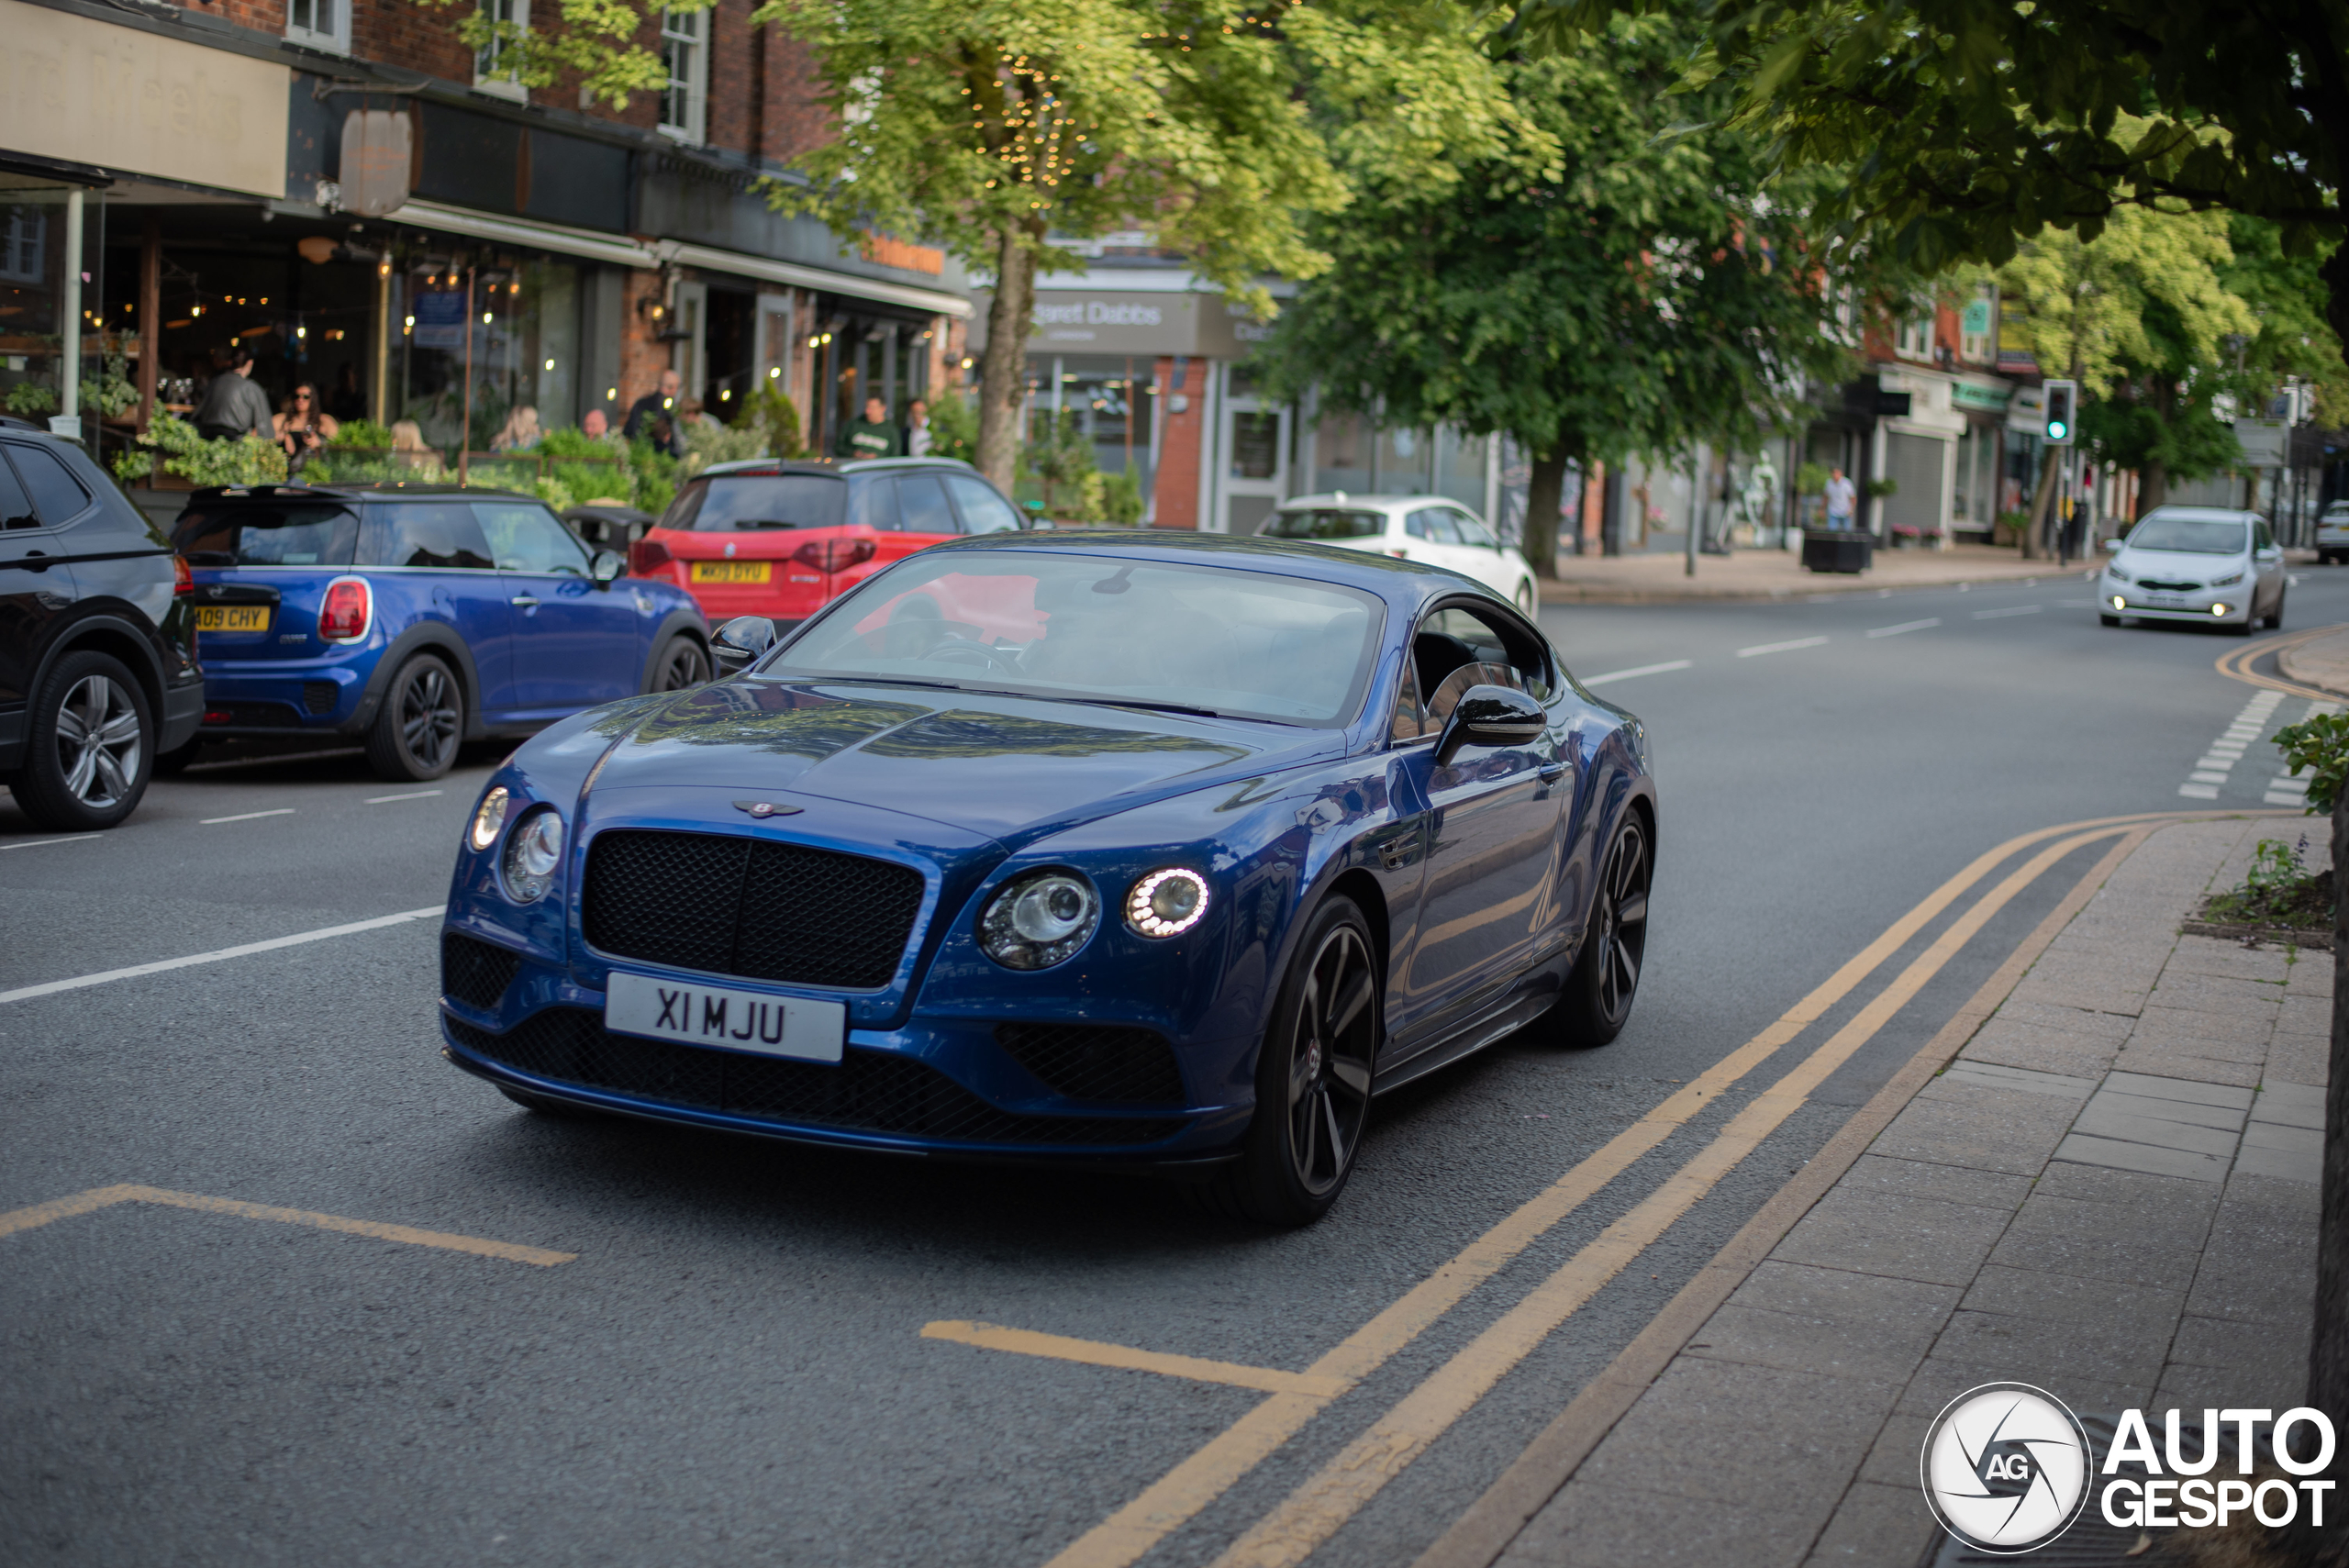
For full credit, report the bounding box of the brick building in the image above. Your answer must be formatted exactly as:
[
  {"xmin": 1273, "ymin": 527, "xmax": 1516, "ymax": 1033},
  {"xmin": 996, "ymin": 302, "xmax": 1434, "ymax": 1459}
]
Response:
[{"xmin": 0, "ymin": 0, "xmax": 967, "ymax": 475}]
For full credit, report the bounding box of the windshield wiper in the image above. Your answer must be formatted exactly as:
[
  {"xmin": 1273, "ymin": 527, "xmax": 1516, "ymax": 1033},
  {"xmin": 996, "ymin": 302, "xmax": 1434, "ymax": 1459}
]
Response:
[{"xmin": 773, "ymin": 673, "xmax": 970, "ymax": 692}]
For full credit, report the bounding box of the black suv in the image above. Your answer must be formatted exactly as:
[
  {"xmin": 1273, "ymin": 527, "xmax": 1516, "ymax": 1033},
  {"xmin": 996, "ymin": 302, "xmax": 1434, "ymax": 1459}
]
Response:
[{"xmin": 0, "ymin": 424, "xmax": 203, "ymax": 831}]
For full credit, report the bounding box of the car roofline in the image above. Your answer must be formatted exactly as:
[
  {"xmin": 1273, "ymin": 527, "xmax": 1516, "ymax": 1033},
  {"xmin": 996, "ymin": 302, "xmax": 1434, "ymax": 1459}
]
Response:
[{"xmin": 186, "ymin": 481, "xmax": 539, "ymax": 504}]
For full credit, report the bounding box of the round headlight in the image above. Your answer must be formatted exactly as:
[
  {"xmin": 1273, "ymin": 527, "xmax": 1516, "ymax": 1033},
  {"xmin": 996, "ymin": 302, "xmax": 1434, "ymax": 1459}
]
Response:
[
  {"xmin": 468, "ymin": 785, "xmax": 510, "ymax": 851},
  {"xmin": 979, "ymin": 869, "xmax": 1099, "ymax": 970},
  {"xmin": 502, "ymin": 808, "xmax": 564, "ymax": 903},
  {"xmin": 1126, "ymin": 868, "xmax": 1210, "ymax": 938}
]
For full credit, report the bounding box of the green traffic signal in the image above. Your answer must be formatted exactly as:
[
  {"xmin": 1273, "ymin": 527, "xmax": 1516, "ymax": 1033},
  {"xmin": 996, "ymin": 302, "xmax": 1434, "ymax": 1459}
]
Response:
[{"xmin": 2047, "ymin": 419, "xmax": 2068, "ymax": 439}]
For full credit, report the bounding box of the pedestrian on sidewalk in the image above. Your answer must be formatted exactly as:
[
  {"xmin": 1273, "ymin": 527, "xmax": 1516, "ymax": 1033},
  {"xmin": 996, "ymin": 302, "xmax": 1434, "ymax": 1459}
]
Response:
[
  {"xmin": 836, "ymin": 395, "xmax": 901, "ymax": 461},
  {"xmin": 1824, "ymin": 466, "xmax": 1857, "ymax": 531}
]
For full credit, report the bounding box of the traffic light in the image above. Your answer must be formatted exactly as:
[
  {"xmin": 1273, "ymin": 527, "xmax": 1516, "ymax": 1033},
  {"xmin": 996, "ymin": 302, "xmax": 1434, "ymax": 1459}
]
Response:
[{"xmin": 2043, "ymin": 380, "xmax": 2077, "ymax": 445}]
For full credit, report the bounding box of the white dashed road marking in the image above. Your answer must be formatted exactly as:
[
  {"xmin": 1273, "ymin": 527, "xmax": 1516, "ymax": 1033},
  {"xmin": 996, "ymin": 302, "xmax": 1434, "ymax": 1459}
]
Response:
[
  {"xmin": 1865, "ymin": 618, "xmax": 1940, "ymax": 639},
  {"xmin": 1736, "ymin": 637, "xmax": 1831, "ymax": 658},
  {"xmin": 2180, "ymin": 690, "xmax": 2285, "ymax": 800},
  {"xmin": 200, "ymin": 808, "xmax": 297, "ymax": 825},
  {"xmin": 1582, "ymin": 661, "xmax": 1693, "ymax": 686},
  {"xmin": 1, "ymin": 834, "xmax": 101, "ymax": 851},
  {"xmin": 0, "ymin": 906, "xmax": 446, "ymax": 1006},
  {"xmin": 365, "ymin": 790, "xmax": 445, "ymax": 805},
  {"xmin": 1971, "ymin": 605, "xmax": 2042, "ymax": 619}
]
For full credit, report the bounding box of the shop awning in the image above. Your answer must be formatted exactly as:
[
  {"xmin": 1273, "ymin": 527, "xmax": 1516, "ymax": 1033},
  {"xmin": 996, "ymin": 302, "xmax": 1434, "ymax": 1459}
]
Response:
[{"xmin": 391, "ymin": 201, "xmax": 970, "ymax": 318}]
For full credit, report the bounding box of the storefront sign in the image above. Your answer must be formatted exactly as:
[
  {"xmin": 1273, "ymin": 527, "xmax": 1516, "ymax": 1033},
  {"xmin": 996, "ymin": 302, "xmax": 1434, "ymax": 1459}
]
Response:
[
  {"xmin": 0, "ymin": 1, "xmax": 289, "ymax": 197},
  {"xmin": 976, "ymin": 287, "xmax": 1285, "ymax": 358},
  {"xmin": 412, "ymin": 288, "xmax": 469, "ymax": 350},
  {"xmin": 1952, "ymin": 381, "xmax": 2011, "ymax": 413}
]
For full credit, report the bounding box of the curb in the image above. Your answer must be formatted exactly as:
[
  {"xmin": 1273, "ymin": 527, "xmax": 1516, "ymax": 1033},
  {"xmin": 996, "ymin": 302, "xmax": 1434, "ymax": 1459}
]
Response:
[{"xmin": 2274, "ymin": 625, "xmax": 2349, "ymax": 702}]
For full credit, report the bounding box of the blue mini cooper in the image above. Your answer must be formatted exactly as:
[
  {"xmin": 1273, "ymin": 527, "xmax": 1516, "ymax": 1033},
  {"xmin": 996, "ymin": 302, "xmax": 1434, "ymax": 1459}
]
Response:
[
  {"xmin": 172, "ymin": 484, "xmax": 710, "ymax": 780},
  {"xmin": 438, "ymin": 533, "xmax": 1657, "ymax": 1223}
]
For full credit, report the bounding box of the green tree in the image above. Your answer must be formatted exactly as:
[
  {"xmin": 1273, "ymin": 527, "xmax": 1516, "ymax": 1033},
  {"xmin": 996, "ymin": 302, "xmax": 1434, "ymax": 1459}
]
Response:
[
  {"xmin": 1499, "ymin": 0, "xmax": 2349, "ymax": 362},
  {"xmin": 1257, "ymin": 15, "xmax": 1862, "ymax": 573},
  {"xmin": 748, "ymin": 0, "xmax": 1528, "ymax": 492}
]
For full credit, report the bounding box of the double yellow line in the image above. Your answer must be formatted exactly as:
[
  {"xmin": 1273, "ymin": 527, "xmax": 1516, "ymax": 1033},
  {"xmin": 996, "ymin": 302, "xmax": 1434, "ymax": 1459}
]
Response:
[{"xmin": 1038, "ymin": 809, "xmax": 2269, "ymax": 1568}]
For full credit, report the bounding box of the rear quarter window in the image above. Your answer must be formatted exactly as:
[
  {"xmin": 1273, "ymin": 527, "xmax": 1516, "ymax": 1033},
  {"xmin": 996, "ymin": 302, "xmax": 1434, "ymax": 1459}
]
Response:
[{"xmin": 175, "ymin": 504, "xmax": 360, "ymax": 566}]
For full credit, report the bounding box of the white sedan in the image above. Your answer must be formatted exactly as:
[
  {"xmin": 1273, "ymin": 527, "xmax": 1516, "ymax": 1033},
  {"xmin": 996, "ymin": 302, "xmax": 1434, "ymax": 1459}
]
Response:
[{"xmin": 1261, "ymin": 494, "xmax": 1540, "ymax": 613}]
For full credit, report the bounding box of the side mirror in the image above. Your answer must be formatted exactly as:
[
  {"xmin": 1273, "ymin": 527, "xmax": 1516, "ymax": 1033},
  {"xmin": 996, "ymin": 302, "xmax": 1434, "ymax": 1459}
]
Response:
[
  {"xmin": 1434, "ymin": 684, "xmax": 1546, "ymax": 766},
  {"xmin": 590, "ymin": 549, "xmax": 627, "ymax": 585},
  {"xmin": 2101, "ymin": 538, "xmax": 2122, "ymax": 553},
  {"xmin": 711, "ymin": 615, "xmax": 776, "ymax": 676}
]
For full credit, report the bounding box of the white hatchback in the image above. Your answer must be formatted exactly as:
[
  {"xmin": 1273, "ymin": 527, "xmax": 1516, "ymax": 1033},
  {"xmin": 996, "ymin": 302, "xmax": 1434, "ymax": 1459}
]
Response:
[
  {"xmin": 1261, "ymin": 494, "xmax": 1540, "ymax": 614},
  {"xmin": 2316, "ymin": 502, "xmax": 2349, "ymax": 565},
  {"xmin": 2099, "ymin": 507, "xmax": 2286, "ymax": 633}
]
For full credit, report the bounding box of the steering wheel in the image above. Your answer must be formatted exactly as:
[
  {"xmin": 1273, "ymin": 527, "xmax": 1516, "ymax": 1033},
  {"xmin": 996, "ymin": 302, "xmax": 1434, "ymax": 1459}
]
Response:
[{"xmin": 919, "ymin": 637, "xmax": 1021, "ymax": 673}]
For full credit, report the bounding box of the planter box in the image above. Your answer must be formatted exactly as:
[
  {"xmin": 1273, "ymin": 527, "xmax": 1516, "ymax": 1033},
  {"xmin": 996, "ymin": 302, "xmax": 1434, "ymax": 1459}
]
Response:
[{"xmin": 1801, "ymin": 529, "xmax": 1872, "ymax": 574}]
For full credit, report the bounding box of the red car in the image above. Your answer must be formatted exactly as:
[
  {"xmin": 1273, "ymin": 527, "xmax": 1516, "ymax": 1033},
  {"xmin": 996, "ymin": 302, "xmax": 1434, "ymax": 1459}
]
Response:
[{"xmin": 629, "ymin": 457, "xmax": 1028, "ymax": 629}]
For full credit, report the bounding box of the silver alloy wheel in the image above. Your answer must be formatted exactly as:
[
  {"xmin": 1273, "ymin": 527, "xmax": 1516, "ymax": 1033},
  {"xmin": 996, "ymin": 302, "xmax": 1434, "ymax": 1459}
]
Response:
[
  {"xmin": 54, "ymin": 673, "xmax": 143, "ymax": 808},
  {"xmin": 398, "ymin": 663, "xmax": 460, "ymax": 771},
  {"xmin": 1593, "ymin": 817, "xmax": 1651, "ymax": 1023},
  {"xmin": 1285, "ymin": 923, "xmax": 1377, "ymax": 1196}
]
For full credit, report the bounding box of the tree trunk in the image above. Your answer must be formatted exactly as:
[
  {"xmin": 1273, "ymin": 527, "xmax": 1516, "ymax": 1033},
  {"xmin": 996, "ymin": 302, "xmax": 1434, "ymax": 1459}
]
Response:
[
  {"xmin": 1522, "ymin": 449, "xmax": 1571, "ymax": 577},
  {"xmin": 975, "ymin": 225, "xmax": 1038, "ymax": 495},
  {"xmin": 2136, "ymin": 461, "xmax": 2167, "ymax": 520},
  {"xmin": 2021, "ymin": 448, "xmax": 2059, "ymax": 561}
]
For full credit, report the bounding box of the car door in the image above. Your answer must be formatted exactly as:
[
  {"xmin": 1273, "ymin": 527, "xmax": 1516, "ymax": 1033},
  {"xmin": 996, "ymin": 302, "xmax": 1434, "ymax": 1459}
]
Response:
[
  {"xmin": 0, "ymin": 449, "xmax": 75, "ymax": 754},
  {"xmin": 1444, "ymin": 506, "xmax": 1515, "ymax": 595},
  {"xmin": 476, "ymin": 499, "xmax": 642, "ymax": 710},
  {"xmin": 1402, "ymin": 506, "xmax": 1481, "ymax": 582},
  {"xmin": 2251, "ymin": 517, "xmax": 2285, "ymax": 610},
  {"xmin": 1380, "ymin": 600, "xmax": 1571, "ymax": 1062},
  {"xmin": 358, "ymin": 501, "xmax": 518, "ymax": 718}
]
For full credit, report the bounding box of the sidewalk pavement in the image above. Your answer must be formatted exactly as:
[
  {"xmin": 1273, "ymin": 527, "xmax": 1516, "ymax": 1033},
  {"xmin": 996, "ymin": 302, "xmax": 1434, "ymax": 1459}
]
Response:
[
  {"xmin": 2278, "ymin": 626, "xmax": 2349, "ymax": 700},
  {"xmin": 1538, "ymin": 544, "xmax": 2099, "ymax": 605},
  {"xmin": 1426, "ymin": 816, "xmax": 2329, "ymax": 1568}
]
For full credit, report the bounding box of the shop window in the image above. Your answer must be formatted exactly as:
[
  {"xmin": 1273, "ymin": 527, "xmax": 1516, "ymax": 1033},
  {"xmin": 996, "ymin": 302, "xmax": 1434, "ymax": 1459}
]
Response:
[
  {"xmin": 0, "ymin": 210, "xmax": 43, "ymax": 285},
  {"xmin": 659, "ymin": 10, "xmax": 708, "ymax": 144},
  {"xmin": 393, "ymin": 261, "xmax": 582, "ymax": 461},
  {"xmin": 475, "ymin": 0, "xmax": 529, "ymax": 101},
  {"xmin": 285, "ymin": 0, "xmax": 349, "ymax": 52}
]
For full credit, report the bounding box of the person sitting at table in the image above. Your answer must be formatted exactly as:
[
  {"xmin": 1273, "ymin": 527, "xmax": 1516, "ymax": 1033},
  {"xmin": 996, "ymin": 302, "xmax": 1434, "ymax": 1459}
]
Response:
[
  {"xmin": 273, "ymin": 382, "xmax": 338, "ymax": 474},
  {"xmin": 491, "ymin": 406, "xmax": 542, "ymax": 451},
  {"xmin": 390, "ymin": 420, "xmax": 444, "ymax": 477}
]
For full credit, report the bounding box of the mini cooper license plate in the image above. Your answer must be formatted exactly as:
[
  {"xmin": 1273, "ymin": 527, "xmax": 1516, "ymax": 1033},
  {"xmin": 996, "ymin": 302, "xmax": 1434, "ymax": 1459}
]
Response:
[
  {"xmin": 690, "ymin": 561, "xmax": 772, "ymax": 584},
  {"xmin": 194, "ymin": 605, "xmax": 271, "ymax": 632},
  {"xmin": 604, "ymin": 971, "xmax": 844, "ymax": 1063}
]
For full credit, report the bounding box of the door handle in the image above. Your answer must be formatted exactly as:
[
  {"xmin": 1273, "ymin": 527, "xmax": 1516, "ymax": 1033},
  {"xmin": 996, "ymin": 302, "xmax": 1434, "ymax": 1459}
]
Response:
[
  {"xmin": 11, "ymin": 550, "xmax": 49, "ymax": 572},
  {"xmin": 1537, "ymin": 761, "xmax": 1567, "ymax": 783},
  {"xmin": 509, "ymin": 595, "xmax": 540, "ymax": 608}
]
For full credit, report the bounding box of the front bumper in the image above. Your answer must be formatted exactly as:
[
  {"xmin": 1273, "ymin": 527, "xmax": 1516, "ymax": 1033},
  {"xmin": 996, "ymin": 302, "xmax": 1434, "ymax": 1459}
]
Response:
[{"xmin": 2099, "ymin": 576, "xmax": 2252, "ymax": 625}]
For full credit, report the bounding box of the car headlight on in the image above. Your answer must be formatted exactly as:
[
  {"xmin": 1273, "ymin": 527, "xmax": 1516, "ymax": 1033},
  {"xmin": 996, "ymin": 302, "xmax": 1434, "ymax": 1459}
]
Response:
[
  {"xmin": 468, "ymin": 785, "xmax": 510, "ymax": 851},
  {"xmin": 502, "ymin": 808, "xmax": 565, "ymax": 903},
  {"xmin": 979, "ymin": 869, "xmax": 1100, "ymax": 969},
  {"xmin": 1126, "ymin": 868, "xmax": 1211, "ymax": 938},
  {"xmin": 2210, "ymin": 571, "xmax": 2244, "ymax": 587}
]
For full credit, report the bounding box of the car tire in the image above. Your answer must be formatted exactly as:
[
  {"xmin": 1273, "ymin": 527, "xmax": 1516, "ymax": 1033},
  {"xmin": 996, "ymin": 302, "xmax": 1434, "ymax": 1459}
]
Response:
[
  {"xmin": 648, "ymin": 634, "xmax": 710, "ymax": 692},
  {"xmin": 365, "ymin": 652, "xmax": 462, "ymax": 783},
  {"xmin": 1515, "ymin": 579, "xmax": 1537, "ymax": 616},
  {"xmin": 1555, "ymin": 809, "xmax": 1650, "ymax": 1047},
  {"xmin": 2266, "ymin": 595, "xmax": 2285, "ymax": 631},
  {"xmin": 2099, "ymin": 614, "xmax": 2121, "ymax": 628},
  {"xmin": 1206, "ymin": 895, "xmax": 1380, "ymax": 1227},
  {"xmin": 13, "ymin": 650, "xmax": 153, "ymax": 832}
]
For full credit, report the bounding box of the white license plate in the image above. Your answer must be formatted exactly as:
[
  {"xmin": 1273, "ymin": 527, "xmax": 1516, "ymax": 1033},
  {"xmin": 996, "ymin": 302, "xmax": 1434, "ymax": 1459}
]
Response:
[
  {"xmin": 605, "ymin": 970, "xmax": 844, "ymax": 1063},
  {"xmin": 2144, "ymin": 595, "xmax": 2184, "ymax": 608}
]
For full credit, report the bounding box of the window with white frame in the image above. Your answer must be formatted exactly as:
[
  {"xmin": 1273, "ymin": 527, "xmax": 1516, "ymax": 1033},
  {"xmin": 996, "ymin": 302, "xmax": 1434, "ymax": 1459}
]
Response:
[
  {"xmin": 1894, "ymin": 314, "xmax": 1933, "ymax": 361},
  {"xmin": 658, "ymin": 9, "xmax": 707, "ymax": 144},
  {"xmin": 285, "ymin": 0, "xmax": 349, "ymax": 52},
  {"xmin": 0, "ymin": 211, "xmax": 45, "ymax": 285},
  {"xmin": 474, "ymin": 0, "xmax": 529, "ymax": 100},
  {"xmin": 1958, "ymin": 287, "xmax": 1996, "ymax": 363}
]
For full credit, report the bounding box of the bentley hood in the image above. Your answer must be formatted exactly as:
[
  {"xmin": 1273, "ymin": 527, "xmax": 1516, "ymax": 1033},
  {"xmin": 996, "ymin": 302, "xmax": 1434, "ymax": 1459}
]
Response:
[{"xmin": 574, "ymin": 678, "xmax": 1337, "ymax": 841}]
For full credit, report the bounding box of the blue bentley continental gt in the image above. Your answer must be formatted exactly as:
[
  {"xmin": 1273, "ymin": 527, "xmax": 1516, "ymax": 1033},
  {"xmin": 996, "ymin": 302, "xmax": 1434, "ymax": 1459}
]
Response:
[{"xmin": 438, "ymin": 532, "xmax": 1656, "ymax": 1223}]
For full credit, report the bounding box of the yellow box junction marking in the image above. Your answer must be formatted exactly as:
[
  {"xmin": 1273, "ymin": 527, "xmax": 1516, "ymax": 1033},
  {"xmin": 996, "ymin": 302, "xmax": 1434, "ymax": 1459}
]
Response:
[{"xmin": 0, "ymin": 1184, "xmax": 575, "ymax": 1267}]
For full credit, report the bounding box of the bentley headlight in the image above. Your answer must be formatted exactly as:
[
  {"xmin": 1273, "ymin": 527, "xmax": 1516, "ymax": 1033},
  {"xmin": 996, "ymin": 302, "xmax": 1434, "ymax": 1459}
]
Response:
[
  {"xmin": 1126, "ymin": 868, "xmax": 1210, "ymax": 938},
  {"xmin": 502, "ymin": 808, "xmax": 565, "ymax": 903},
  {"xmin": 469, "ymin": 785, "xmax": 510, "ymax": 851},
  {"xmin": 2210, "ymin": 571, "xmax": 2244, "ymax": 587},
  {"xmin": 979, "ymin": 869, "xmax": 1099, "ymax": 969}
]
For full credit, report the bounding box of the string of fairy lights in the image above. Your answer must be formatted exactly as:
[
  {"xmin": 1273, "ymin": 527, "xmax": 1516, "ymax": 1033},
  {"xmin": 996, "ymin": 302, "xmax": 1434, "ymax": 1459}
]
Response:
[{"xmin": 953, "ymin": 6, "xmax": 1295, "ymax": 211}]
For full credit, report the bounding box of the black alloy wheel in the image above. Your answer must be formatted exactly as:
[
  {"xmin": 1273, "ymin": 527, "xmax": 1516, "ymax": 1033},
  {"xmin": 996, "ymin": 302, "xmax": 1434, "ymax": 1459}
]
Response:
[
  {"xmin": 366, "ymin": 653, "xmax": 462, "ymax": 783},
  {"xmin": 13, "ymin": 650, "xmax": 152, "ymax": 831},
  {"xmin": 1557, "ymin": 812, "xmax": 1650, "ymax": 1046},
  {"xmin": 1210, "ymin": 896, "xmax": 1380, "ymax": 1227},
  {"xmin": 651, "ymin": 635, "xmax": 710, "ymax": 691}
]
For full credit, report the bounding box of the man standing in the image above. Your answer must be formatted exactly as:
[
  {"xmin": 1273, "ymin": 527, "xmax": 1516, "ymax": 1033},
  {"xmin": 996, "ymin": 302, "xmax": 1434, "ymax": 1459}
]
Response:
[
  {"xmin": 193, "ymin": 347, "xmax": 273, "ymax": 442},
  {"xmin": 836, "ymin": 395, "xmax": 900, "ymax": 460},
  {"xmin": 1824, "ymin": 466, "xmax": 1858, "ymax": 531},
  {"xmin": 906, "ymin": 398, "xmax": 932, "ymax": 457},
  {"xmin": 623, "ymin": 369, "xmax": 685, "ymax": 457}
]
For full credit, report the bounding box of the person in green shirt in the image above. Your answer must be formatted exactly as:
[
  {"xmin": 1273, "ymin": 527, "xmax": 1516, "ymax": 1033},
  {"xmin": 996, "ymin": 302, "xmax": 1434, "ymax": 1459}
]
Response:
[{"xmin": 836, "ymin": 395, "xmax": 901, "ymax": 460}]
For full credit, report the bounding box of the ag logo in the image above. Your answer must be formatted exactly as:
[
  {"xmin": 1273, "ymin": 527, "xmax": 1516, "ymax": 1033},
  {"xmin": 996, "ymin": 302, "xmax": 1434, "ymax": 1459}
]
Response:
[{"xmin": 1920, "ymin": 1383, "xmax": 2092, "ymax": 1553}]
